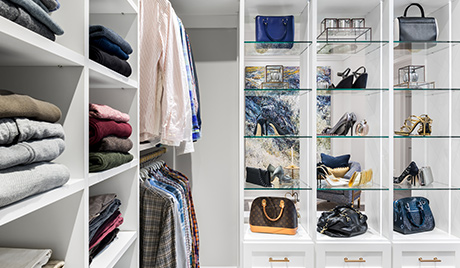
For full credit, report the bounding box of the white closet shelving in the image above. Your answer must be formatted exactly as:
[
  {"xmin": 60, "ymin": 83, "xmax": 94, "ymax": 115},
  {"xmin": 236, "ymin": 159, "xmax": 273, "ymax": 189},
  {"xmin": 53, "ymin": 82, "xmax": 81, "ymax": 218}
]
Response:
[
  {"xmin": 239, "ymin": 0, "xmax": 460, "ymax": 267},
  {"xmin": 0, "ymin": 0, "xmax": 140, "ymax": 267}
]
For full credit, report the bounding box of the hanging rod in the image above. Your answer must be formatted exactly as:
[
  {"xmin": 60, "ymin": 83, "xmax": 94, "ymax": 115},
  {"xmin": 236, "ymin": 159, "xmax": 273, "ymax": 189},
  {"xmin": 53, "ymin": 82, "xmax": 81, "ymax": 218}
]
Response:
[{"xmin": 140, "ymin": 146, "xmax": 167, "ymax": 164}]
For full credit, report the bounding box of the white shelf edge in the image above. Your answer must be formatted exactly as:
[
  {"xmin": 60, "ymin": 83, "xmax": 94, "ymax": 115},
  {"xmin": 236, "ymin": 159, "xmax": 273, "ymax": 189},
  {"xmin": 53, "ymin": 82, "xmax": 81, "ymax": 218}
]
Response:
[
  {"xmin": 0, "ymin": 16, "xmax": 85, "ymax": 67},
  {"xmin": 89, "ymin": 159, "xmax": 139, "ymax": 187},
  {"xmin": 244, "ymin": 223, "xmax": 312, "ymax": 243},
  {"xmin": 90, "ymin": 231, "xmax": 137, "ymax": 268},
  {"xmin": 393, "ymin": 228, "xmax": 460, "ymax": 242},
  {"xmin": 139, "ymin": 142, "xmax": 161, "ymax": 152},
  {"xmin": 0, "ymin": 178, "xmax": 85, "ymax": 226},
  {"xmin": 88, "ymin": 60, "xmax": 138, "ymax": 89},
  {"xmin": 89, "ymin": 0, "xmax": 138, "ymax": 14},
  {"xmin": 316, "ymin": 226, "xmax": 388, "ymax": 243}
]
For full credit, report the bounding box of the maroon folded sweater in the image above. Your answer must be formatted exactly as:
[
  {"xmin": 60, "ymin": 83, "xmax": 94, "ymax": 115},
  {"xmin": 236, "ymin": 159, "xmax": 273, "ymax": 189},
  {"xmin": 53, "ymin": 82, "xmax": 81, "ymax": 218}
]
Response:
[{"xmin": 89, "ymin": 117, "xmax": 132, "ymax": 145}]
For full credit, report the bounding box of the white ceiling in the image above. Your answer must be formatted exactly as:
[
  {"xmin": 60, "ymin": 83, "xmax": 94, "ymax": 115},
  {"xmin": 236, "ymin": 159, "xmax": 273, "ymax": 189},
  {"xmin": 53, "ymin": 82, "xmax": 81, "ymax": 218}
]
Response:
[{"xmin": 169, "ymin": 0, "xmax": 239, "ymax": 16}]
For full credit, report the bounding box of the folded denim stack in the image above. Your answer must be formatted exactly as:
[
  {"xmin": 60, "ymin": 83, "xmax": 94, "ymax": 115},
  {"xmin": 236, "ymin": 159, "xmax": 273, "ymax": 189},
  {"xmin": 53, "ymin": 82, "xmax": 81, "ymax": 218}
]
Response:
[
  {"xmin": 88, "ymin": 194, "xmax": 124, "ymax": 264},
  {"xmin": 89, "ymin": 25, "xmax": 133, "ymax": 77},
  {"xmin": 89, "ymin": 103, "xmax": 133, "ymax": 172},
  {"xmin": 0, "ymin": 0, "xmax": 63, "ymax": 41},
  {"xmin": 0, "ymin": 90, "xmax": 70, "ymax": 208}
]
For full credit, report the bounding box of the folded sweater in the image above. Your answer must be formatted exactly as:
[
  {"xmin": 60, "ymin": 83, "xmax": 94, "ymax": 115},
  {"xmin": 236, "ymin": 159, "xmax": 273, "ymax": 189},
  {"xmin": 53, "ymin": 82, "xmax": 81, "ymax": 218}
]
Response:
[
  {"xmin": 0, "ymin": 90, "xmax": 61, "ymax": 123},
  {"xmin": 90, "ymin": 213, "xmax": 123, "ymax": 249},
  {"xmin": 89, "ymin": 199, "xmax": 121, "ymax": 241},
  {"xmin": 89, "ymin": 228, "xmax": 119, "ymax": 263},
  {"xmin": 89, "ymin": 152, "xmax": 133, "ymax": 172},
  {"xmin": 0, "ymin": 248, "xmax": 52, "ymax": 268},
  {"xmin": 89, "ymin": 193, "xmax": 117, "ymax": 223},
  {"xmin": 0, "ymin": 138, "xmax": 65, "ymax": 170},
  {"xmin": 8, "ymin": 0, "xmax": 63, "ymax": 35},
  {"xmin": 89, "ymin": 103, "xmax": 130, "ymax": 123},
  {"xmin": 90, "ymin": 37, "xmax": 129, "ymax": 60},
  {"xmin": 0, "ymin": 118, "xmax": 64, "ymax": 145},
  {"xmin": 40, "ymin": 0, "xmax": 58, "ymax": 11},
  {"xmin": 89, "ymin": 45, "xmax": 132, "ymax": 77},
  {"xmin": 90, "ymin": 136, "xmax": 133, "ymax": 153},
  {"xmin": 90, "ymin": 210, "xmax": 121, "ymax": 246},
  {"xmin": 89, "ymin": 25, "xmax": 133, "ymax": 54},
  {"xmin": 43, "ymin": 260, "xmax": 65, "ymax": 268},
  {"xmin": 0, "ymin": 162, "xmax": 70, "ymax": 208},
  {"xmin": 89, "ymin": 117, "xmax": 132, "ymax": 145},
  {"xmin": 0, "ymin": 0, "xmax": 55, "ymax": 41}
]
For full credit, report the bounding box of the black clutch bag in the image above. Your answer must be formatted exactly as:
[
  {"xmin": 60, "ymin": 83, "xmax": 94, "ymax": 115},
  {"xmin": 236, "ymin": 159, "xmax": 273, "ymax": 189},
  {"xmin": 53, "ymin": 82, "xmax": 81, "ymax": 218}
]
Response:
[
  {"xmin": 246, "ymin": 167, "xmax": 271, "ymax": 187},
  {"xmin": 317, "ymin": 204, "xmax": 368, "ymax": 237}
]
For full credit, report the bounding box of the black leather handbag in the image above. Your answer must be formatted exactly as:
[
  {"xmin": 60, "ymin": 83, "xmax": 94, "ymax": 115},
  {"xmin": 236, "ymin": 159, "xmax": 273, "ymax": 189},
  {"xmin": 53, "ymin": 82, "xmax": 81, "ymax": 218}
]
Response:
[
  {"xmin": 317, "ymin": 204, "xmax": 368, "ymax": 237},
  {"xmin": 397, "ymin": 3, "xmax": 437, "ymax": 41},
  {"xmin": 246, "ymin": 167, "xmax": 271, "ymax": 187},
  {"xmin": 394, "ymin": 196, "xmax": 435, "ymax": 235}
]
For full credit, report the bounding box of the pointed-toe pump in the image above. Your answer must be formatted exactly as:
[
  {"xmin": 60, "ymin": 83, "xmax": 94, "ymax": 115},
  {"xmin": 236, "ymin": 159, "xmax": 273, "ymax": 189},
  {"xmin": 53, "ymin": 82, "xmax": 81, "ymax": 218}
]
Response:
[
  {"xmin": 321, "ymin": 112, "xmax": 356, "ymax": 136},
  {"xmin": 331, "ymin": 68, "xmax": 353, "ymax": 89},
  {"xmin": 352, "ymin": 66, "xmax": 368, "ymax": 89},
  {"xmin": 254, "ymin": 117, "xmax": 268, "ymax": 136},
  {"xmin": 394, "ymin": 161, "xmax": 419, "ymax": 185}
]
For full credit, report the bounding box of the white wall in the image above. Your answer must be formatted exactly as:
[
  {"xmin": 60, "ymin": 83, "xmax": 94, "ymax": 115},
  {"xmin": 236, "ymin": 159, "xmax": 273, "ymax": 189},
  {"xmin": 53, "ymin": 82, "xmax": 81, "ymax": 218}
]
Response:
[{"xmin": 175, "ymin": 28, "xmax": 239, "ymax": 267}]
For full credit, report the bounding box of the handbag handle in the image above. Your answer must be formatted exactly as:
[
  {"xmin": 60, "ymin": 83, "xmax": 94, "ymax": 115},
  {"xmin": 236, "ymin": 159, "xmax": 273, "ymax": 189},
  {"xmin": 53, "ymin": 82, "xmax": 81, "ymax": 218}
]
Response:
[
  {"xmin": 404, "ymin": 201, "xmax": 426, "ymax": 227},
  {"xmin": 262, "ymin": 199, "xmax": 285, "ymax": 221},
  {"xmin": 404, "ymin": 3, "xmax": 425, "ymax": 17},
  {"xmin": 263, "ymin": 19, "xmax": 289, "ymax": 42}
]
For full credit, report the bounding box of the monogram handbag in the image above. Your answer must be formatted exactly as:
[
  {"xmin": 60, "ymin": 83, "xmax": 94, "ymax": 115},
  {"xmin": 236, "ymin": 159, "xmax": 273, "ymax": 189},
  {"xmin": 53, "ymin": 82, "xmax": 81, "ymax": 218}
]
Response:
[
  {"xmin": 394, "ymin": 196, "xmax": 435, "ymax": 235},
  {"xmin": 396, "ymin": 3, "xmax": 437, "ymax": 41},
  {"xmin": 419, "ymin": 166, "xmax": 434, "ymax": 186},
  {"xmin": 246, "ymin": 167, "xmax": 271, "ymax": 187},
  {"xmin": 317, "ymin": 204, "xmax": 368, "ymax": 237},
  {"xmin": 249, "ymin": 197, "xmax": 298, "ymax": 235},
  {"xmin": 256, "ymin": 15, "xmax": 294, "ymax": 49}
]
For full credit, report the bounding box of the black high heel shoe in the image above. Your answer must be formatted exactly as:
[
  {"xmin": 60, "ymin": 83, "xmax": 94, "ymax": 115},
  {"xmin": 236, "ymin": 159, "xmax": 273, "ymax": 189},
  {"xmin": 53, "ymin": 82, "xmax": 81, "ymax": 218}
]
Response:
[
  {"xmin": 321, "ymin": 112, "xmax": 357, "ymax": 136},
  {"xmin": 254, "ymin": 115, "xmax": 289, "ymax": 136},
  {"xmin": 352, "ymin": 66, "xmax": 368, "ymax": 89},
  {"xmin": 331, "ymin": 68, "xmax": 353, "ymax": 89},
  {"xmin": 394, "ymin": 161, "xmax": 419, "ymax": 185},
  {"xmin": 268, "ymin": 120, "xmax": 288, "ymax": 136},
  {"xmin": 254, "ymin": 117, "xmax": 268, "ymax": 136}
]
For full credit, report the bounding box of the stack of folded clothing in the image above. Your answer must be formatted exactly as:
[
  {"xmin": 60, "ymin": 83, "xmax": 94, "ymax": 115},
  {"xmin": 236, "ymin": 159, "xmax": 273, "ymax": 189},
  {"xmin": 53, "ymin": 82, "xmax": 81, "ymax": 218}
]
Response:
[
  {"xmin": 89, "ymin": 103, "xmax": 133, "ymax": 172},
  {"xmin": 0, "ymin": 0, "xmax": 63, "ymax": 41},
  {"xmin": 0, "ymin": 89, "xmax": 70, "ymax": 208},
  {"xmin": 88, "ymin": 194, "xmax": 124, "ymax": 264},
  {"xmin": 0, "ymin": 247, "xmax": 65, "ymax": 267},
  {"xmin": 89, "ymin": 25, "xmax": 133, "ymax": 77}
]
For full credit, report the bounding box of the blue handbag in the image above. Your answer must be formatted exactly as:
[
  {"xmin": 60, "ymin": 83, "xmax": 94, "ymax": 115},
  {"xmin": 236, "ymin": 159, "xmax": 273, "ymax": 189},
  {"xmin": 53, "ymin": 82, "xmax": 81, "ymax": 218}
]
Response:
[
  {"xmin": 393, "ymin": 196, "xmax": 435, "ymax": 235},
  {"xmin": 256, "ymin": 15, "xmax": 294, "ymax": 49}
]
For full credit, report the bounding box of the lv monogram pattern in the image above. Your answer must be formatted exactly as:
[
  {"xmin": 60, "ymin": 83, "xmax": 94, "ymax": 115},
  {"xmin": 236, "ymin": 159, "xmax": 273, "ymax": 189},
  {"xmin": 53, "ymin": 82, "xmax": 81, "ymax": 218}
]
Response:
[{"xmin": 249, "ymin": 197, "xmax": 297, "ymax": 228}]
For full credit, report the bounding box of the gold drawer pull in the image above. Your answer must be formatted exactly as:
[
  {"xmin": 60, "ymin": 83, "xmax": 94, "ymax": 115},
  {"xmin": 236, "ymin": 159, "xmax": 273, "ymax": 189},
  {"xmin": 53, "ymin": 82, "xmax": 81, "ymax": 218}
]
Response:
[
  {"xmin": 419, "ymin": 257, "xmax": 441, "ymax": 263},
  {"xmin": 269, "ymin": 257, "xmax": 290, "ymax": 263},
  {"xmin": 344, "ymin": 257, "xmax": 366, "ymax": 263}
]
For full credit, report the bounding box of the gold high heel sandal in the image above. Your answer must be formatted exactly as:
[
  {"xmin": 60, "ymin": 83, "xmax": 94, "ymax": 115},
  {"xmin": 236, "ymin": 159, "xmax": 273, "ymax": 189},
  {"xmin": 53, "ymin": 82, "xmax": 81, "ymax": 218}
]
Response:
[
  {"xmin": 394, "ymin": 115, "xmax": 432, "ymax": 136},
  {"xmin": 348, "ymin": 169, "xmax": 373, "ymax": 187}
]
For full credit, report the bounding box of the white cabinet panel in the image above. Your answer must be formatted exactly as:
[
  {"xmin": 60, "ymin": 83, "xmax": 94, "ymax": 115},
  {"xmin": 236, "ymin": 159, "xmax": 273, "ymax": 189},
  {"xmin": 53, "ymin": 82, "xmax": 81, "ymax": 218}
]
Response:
[{"xmin": 244, "ymin": 242, "xmax": 314, "ymax": 268}]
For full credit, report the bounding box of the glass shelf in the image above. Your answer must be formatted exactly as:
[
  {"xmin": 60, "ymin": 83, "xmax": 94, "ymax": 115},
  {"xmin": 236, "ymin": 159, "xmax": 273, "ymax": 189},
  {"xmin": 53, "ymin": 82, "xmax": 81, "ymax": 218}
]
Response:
[
  {"xmin": 245, "ymin": 88, "xmax": 311, "ymax": 97},
  {"xmin": 394, "ymin": 181, "xmax": 460, "ymax": 191},
  {"xmin": 317, "ymin": 41, "xmax": 388, "ymax": 55},
  {"xmin": 317, "ymin": 135, "xmax": 388, "ymax": 139},
  {"xmin": 317, "ymin": 182, "xmax": 388, "ymax": 191},
  {"xmin": 244, "ymin": 180, "xmax": 311, "ymax": 191},
  {"xmin": 244, "ymin": 41, "xmax": 312, "ymax": 56},
  {"xmin": 394, "ymin": 135, "xmax": 460, "ymax": 139},
  {"xmin": 317, "ymin": 27, "xmax": 371, "ymax": 42},
  {"xmin": 245, "ymin": 135, "xmax": 312, "ymax": 139},
  {"xmin": 395, "ymin": 88, "xmax": 460, "ymax": 91},
  {"xmin": 318, "ymin": 88, "xmax": 388, "ymax": 92},
  {"xmin": 394, "ymin": 41, "xmax": 460, "ymax": 56}
]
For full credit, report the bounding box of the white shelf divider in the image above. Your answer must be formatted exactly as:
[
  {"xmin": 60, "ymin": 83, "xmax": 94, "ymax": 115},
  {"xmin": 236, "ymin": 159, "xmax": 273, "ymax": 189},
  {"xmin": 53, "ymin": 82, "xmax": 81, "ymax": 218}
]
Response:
[
  {"xmin": 90, "ymin": 231, "xmax": 137, "ymax": 268},
  {"xmin": 90, "ymin": 0, "xmax": 138, "ymax": 14},
  {"xmin": 0, "ymin": 179, "xmax": 85, "ymax": 226},
  {"xmin": 88, "ymin": 60, "xmax": 138, "ymax": 89},
  {"xmin": 0, "ymin": 17, "xmax": 85, "ymax": 67},
  {"xmin": 89, "ymin": 159, "xmax": 139, "ymax": 187}
]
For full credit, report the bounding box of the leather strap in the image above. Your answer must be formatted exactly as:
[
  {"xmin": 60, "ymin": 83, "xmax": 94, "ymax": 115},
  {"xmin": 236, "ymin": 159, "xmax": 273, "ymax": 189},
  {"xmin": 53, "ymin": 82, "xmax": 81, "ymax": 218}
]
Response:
[
  {"xmin": 263, "ymin": 19, "xmax": 288, "ymax": 41},
  {"xmin": 262, "ymin": 199, "xmax": 284, "ymax": 221},
  {"xmin": 404, "ymin": 202, "xmax": 426, "ymax": 227},
  {"xmin": 404, "ymin": 3, "xmax": 425, "ymax": 17}
]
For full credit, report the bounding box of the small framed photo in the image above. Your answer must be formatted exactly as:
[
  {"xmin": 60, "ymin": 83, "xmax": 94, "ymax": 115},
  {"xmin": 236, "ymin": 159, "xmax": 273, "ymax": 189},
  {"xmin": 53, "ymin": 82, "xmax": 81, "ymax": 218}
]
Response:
[{"xmin": 265, "ymin": 65, "xmax": 284, "ymax": 83}]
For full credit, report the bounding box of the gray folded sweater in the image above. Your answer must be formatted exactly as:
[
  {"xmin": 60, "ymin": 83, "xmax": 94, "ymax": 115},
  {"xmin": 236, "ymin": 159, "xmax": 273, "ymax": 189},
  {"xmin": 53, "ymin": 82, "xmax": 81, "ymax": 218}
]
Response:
[
  {"xmin": 8, "ymin": 0, "xmax": 63, "ymax": 35},
  {"xmin": 0, "ymin": 162, "xmax": 70, "ymax": 208},
  {"xmin": 0, "ymin": 248, "xmax": 52, "ymax": 268},
  {"xmin": 0, "ymin": 137, "xmax": 65, "ymax": 170},
  {"xmin": 0, "ymin": 0, "xmax": 55, "ymax": 41},
  {"xmin": 0, "ymin": 118, "xmax": 64, "ymax": 145}
]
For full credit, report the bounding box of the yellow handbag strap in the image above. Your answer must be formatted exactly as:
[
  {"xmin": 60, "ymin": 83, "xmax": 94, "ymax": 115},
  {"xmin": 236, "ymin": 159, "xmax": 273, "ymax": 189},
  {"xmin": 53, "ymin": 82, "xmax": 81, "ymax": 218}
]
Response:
[{"xmin": 262, "ymin": 199, "xmax": 285, "ymax": 222}]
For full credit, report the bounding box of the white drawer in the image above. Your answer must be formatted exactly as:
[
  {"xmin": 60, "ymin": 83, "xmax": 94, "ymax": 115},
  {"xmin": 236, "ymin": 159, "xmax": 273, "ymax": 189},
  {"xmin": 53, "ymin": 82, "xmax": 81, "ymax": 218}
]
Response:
[
  {"xmin": 244, "ymin": 242, "xmax": 314, "ymax": 268},
  {"xmin": 401, "ymin": 251, "xmax": 455, "ymax": 267},
  {"xmin": 324, "ymin": 251, "xmax": 383, "ymax": 267}
]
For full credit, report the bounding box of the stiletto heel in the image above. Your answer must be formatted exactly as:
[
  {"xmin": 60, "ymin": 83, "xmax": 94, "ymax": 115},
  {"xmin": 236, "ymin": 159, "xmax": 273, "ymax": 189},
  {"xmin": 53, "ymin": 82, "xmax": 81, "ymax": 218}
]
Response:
[
  {"xmin": 268, "ymin": 121, "xmax": 287, "ymax": 136},
  {"xmin": 321, "ymin": 112, "xmax": 356, "ymax": 136},
  {"xmin": 352, "ymin": 66, "xmax": 368, "ymax": 89},
  {"xmin": 418, "ymin": 114, "xmax": 432, "ymax": 136},
  {"xmin": 254, "ymin": 117, "xmax": 268, "ymax": 136},
  {"xmin": 331, "ymin": 68, "xmax": 353, "ymax": 89},
  {"xmin": 394, "ymin": 161, "xmax": 419, "ymax": 185},
  {"xmin": 394, "ymin": 115, "xmax": 423, "ymax": 136}
]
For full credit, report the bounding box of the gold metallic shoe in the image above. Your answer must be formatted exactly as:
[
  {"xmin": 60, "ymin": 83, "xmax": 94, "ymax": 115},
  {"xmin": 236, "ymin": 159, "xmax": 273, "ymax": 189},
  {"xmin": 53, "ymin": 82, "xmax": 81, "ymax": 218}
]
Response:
[{"xmin": 394, "ymin": 115, "xmax": 431, "ymax": 136}]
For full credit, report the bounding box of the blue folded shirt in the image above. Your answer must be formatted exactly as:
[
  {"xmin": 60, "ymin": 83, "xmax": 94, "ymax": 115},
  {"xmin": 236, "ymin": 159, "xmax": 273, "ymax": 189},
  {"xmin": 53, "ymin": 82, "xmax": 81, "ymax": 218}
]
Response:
[
  {"xmin": 90, "ymin": 36, "xmax": 129, "ymax": 60},
  {"xmin": 90, "ymin": 25, "xmax": 133, "ymax": 55}
]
